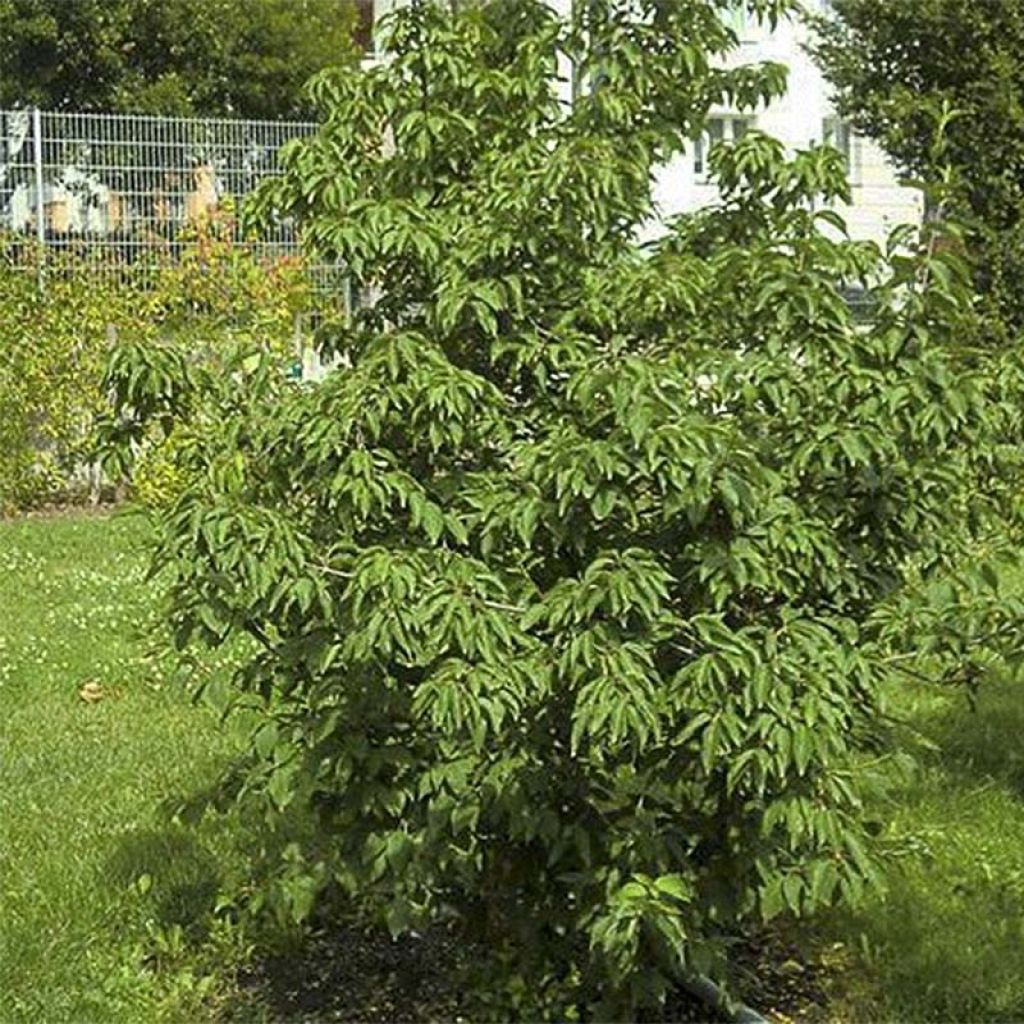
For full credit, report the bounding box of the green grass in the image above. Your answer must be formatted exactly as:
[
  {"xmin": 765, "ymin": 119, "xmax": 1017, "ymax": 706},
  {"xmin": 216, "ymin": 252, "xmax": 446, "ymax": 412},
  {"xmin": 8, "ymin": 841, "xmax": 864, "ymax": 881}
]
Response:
[
  {"xmin": 0, "ymin": 512, "xmax": 253, "ymax": 1023},
  {"xmin": 818, "ymin": 679, "xmax": 1024, "ymax": 1023}
]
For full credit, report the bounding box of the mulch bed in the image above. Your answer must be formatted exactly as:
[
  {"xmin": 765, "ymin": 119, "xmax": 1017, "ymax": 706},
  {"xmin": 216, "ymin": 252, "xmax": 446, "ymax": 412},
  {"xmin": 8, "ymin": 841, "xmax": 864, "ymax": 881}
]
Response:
[{"xmin": 229, "ymin": 920, "xmax": 835, "ymax": 1023}]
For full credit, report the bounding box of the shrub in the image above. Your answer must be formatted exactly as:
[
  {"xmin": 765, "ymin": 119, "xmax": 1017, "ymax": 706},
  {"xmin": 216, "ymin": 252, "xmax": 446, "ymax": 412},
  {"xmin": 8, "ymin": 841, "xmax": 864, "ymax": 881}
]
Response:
[
  {"xmin": 112, "ymin": 1, "xmax": 1021, "ymax": 1017},
  {"xmin": 0, "ymin": 245, "xmax": 127, "ymax": 512},
  {"xmin": 0, "ymin": 221, "xmax": 312, "ymax": 514}
]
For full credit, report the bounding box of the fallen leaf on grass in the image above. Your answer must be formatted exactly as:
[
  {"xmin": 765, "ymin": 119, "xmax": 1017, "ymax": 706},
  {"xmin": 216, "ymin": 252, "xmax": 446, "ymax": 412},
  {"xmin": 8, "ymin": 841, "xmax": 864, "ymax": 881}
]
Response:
[{"xmin": 78, "ymin": 681, "xmax": 105, "ymax": 704}]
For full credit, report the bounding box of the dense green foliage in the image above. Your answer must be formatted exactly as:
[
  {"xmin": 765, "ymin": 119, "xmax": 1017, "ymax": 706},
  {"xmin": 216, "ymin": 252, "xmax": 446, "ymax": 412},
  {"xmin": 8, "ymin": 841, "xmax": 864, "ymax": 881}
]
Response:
[
  {"xmin": 0, "ymin": 0, "xmax": 366, "ymax": 117},
  {"xmin": 812, "ymin": 0, "xmax": 1024, "ymax": 326},
  {"xmin": 107, "ymin": 0, "xmax": 1024, "ymax": 1016}
]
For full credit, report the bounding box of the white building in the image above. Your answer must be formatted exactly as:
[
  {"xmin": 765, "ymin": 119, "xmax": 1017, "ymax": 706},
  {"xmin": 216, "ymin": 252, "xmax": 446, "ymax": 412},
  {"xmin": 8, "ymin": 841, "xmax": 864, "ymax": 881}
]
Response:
[
  {"xmin": 370, "ymin": 0, "xmax": 922, "ymax": 246},
  {"xmin": 651, "ymin": 4, "xmax": 922, "ymax": 243}
]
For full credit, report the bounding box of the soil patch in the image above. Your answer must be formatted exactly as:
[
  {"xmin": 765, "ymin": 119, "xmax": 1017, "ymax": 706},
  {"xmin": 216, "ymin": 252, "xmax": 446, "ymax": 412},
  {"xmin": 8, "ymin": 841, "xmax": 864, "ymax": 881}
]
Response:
[{"xmin": 229, "ymin": 920, "xmax": 835, "ymax": 1022}]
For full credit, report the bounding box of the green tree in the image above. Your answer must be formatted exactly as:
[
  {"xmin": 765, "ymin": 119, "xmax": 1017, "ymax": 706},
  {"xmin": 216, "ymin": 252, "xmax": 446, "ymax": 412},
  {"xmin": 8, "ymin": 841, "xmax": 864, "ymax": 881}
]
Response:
[
  {"xmin": 811, "ymin": 0, "xmax": 1024, "ymax": 326},
  {"xmin": 0, "ymin": 0, "xmax": 368, "ymax": 118},
  {"xmin": 104, "ymin": 0, "xmax": 1022, "ymax": 1016}
]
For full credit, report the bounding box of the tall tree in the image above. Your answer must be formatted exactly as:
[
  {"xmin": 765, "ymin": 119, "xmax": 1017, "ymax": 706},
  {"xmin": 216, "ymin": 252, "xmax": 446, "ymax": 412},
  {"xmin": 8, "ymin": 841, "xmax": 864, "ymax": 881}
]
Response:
[
  {"xmin": 0, "ymin": 0, "xmax": 370, "ymax": 118},
  {"xmin": 811, "ymin": 0, "xmax": 1024, "ymax": 325}
]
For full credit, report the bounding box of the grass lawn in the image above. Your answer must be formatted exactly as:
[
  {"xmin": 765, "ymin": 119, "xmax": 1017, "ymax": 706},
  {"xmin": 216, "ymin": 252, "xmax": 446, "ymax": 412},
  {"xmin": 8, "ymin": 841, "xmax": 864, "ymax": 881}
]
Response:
[
  {"xmin": 0, "ymin": 512, "xmax": 254, "ymax": 1023},
  {"xmin": 810, "ymin": 678, "xmax": 1024, "ymax": 1023},
  {"xmin": 3, "ymin": 513, "xmax": 1024, "ymax": 1022}
]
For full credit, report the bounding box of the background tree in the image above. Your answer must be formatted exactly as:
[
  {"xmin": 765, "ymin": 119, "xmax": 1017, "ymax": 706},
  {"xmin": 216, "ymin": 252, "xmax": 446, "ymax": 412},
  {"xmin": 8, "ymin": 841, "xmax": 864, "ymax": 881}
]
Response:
[
  {"xmin": 0, "ymin": 0, "xmax": 370, "ymax": 118},
  {"xmin": 811, "ymin": 0, "xmax": 1024, "ymax": 326}
]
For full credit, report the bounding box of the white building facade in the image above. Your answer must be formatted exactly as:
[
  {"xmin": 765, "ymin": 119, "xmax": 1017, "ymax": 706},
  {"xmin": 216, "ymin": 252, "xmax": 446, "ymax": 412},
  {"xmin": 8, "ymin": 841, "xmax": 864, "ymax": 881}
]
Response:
[
  {"xmin": 371, "ymin": 0, "xmax": 922, "ymax": 246},
  {"xmin": 649, "ymin": 4, "xmax": 922, "ymax": 243}
]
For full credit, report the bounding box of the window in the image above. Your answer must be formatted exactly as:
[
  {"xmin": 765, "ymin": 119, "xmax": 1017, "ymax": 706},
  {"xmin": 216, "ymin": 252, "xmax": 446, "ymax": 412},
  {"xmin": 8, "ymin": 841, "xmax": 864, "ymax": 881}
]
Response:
[
  {"xmin": 693, "ymin": 115, "xmax": 753, "ymax": 180},
  {"xmin": 822, "ymin": 116, "xmax": 858, "ymax": 181}
]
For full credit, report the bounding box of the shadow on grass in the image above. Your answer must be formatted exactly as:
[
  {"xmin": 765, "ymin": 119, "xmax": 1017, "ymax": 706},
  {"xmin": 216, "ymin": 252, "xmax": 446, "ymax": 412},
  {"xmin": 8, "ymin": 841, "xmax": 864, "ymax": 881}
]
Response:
[
  {"xmin": 925, "ymin": 680, "xmax": 1024, "ymax": 795},
  {"xmin": 106, "ymin": 826, "xmax": 223, "ymax": 930}
]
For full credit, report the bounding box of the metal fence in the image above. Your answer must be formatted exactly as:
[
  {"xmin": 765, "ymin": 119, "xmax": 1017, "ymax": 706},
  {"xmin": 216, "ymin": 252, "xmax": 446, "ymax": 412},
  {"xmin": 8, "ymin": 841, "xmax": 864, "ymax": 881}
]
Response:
[{"xmin": 0, "ymin": 107, "xmax": 337, "ymax": 291}]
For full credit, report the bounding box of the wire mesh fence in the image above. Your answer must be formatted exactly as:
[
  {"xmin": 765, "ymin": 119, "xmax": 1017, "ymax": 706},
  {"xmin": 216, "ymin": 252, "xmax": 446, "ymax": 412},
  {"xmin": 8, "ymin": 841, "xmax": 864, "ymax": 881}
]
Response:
[{"xmin": 0, "ymin": 107, "xmax": 341, "ymax": 295}]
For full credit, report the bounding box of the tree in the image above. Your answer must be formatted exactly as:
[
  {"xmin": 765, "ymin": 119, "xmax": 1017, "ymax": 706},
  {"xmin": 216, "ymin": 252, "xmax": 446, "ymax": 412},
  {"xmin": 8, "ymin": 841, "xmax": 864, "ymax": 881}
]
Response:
[
  {"xmin": 0, "ymin": 0, "xmax": 369, "ymax": 118},
  {"xmin": 104, "ymin": 0, "xmax": 1019, "ymax": 1016},
  {"xmin": 811, "ymin": 0, "xmax": 1024, "ymax": 326}
]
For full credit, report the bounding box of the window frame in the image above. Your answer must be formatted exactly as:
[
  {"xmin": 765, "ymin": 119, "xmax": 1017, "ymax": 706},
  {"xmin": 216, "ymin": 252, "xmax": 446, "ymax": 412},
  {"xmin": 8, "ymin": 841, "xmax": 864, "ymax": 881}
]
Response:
[
  {"xmin": 693, "ymin": 114, "xmax": 754, "ymax": 182},
  {"xmin": 822, "ymin": 115, "xmax": 860, "ymax": 185}
]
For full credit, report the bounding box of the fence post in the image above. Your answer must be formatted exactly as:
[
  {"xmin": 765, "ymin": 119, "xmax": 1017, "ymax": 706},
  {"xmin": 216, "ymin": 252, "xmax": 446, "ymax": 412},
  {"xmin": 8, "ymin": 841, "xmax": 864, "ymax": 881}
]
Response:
[
  {"xmin": 31, "ymin": 107, "xmax": 45, "ymax": 295},
  {"xmin": 291, "ymin": 311, "xmax": 306, "ymax": 381}
]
